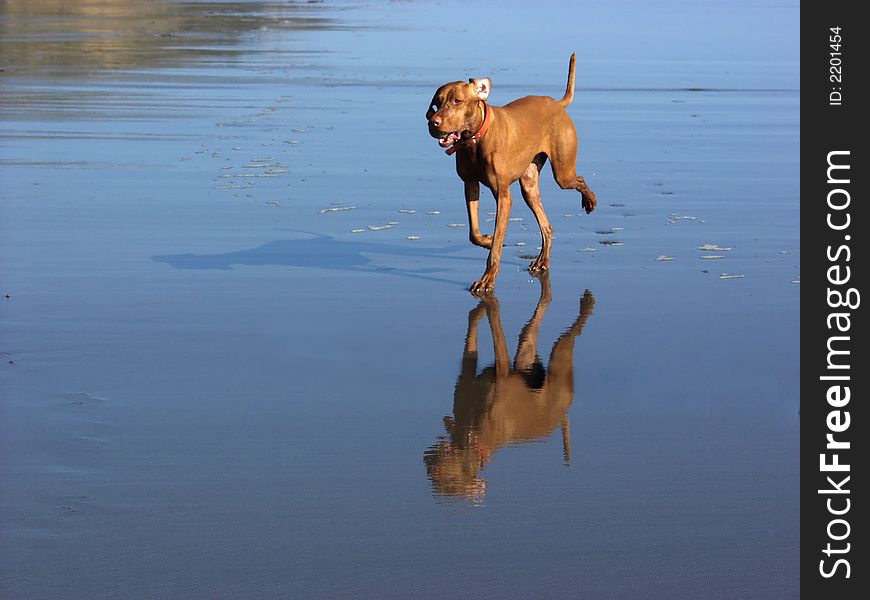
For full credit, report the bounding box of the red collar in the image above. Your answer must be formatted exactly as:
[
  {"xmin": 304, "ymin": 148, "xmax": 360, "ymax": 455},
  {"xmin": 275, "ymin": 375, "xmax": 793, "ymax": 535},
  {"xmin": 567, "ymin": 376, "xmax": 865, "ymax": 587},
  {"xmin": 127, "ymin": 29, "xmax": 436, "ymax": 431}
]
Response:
[{"xmin": 445, "ymin": 104, "xmax": 491, "ymax": 156}]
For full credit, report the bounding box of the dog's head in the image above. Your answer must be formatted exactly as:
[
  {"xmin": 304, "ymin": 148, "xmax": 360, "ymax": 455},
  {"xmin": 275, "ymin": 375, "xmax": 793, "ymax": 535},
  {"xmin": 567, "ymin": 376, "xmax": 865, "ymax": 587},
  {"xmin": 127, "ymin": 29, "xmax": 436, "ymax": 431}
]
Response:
[
  {"xmin": 423, "ymin": 418, "xmax": 488, "ymax": 502},
  {"xmin": 426, "ymin": 78, "xmax": 491, "ymax": 149}
]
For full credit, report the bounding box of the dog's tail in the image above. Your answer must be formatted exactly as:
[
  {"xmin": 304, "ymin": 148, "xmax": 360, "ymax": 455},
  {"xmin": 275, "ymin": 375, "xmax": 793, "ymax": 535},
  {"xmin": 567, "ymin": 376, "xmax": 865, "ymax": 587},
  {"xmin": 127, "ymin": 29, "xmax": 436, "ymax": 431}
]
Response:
[{"xmin": 558, "ymin": 53, "xmax": 576, "ymax": 108}]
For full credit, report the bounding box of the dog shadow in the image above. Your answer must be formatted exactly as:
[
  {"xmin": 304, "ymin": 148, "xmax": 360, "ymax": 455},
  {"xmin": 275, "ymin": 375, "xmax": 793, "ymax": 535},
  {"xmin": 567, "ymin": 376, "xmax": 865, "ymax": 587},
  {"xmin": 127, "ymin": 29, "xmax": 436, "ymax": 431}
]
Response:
[
  {"xmin": 424, "ymin": 273, "xmax": 595, "ymax": 502},
  {"xmin": 152, "ymin": 231, "xmax": 475, "ymax": 285}
]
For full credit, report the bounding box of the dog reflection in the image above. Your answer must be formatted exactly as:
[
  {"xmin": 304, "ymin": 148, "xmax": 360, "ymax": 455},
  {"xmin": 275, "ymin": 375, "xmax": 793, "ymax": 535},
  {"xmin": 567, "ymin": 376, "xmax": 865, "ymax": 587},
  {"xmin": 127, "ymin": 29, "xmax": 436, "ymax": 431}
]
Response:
[{"xmin": 424, "ymin": 276, "xmax": 595, "ymax": 501}]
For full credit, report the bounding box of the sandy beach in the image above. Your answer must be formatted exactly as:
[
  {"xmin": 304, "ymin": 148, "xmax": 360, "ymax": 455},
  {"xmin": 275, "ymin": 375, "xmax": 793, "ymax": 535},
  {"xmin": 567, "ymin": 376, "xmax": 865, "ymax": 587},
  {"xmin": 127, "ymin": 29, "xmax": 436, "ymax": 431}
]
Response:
[{"xmin": 1, "ymin": 1, "xmax": 799, "ymax": 597}]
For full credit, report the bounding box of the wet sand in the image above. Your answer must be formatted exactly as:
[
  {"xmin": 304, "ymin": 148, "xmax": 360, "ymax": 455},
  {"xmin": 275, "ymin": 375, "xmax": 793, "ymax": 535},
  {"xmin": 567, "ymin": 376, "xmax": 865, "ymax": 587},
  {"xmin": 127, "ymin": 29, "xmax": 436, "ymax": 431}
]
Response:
[{"xmin": 1, "ymin": 1, "xmax": 799, "ymax": 598}]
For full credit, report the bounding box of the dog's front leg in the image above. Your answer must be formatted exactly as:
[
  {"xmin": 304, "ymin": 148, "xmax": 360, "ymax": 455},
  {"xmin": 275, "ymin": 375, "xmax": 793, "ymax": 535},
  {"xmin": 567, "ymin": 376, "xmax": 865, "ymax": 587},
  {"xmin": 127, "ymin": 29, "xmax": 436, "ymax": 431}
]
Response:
[
  {"xmin": 514, "ymin": 272, "xmax": 552, "ymax": 372},
  {"xmin": 470, "ymin": 186, "xmax": 512, "ymax": 293},
  {"xmin": 465, "ymin": 180, "xmax": 492, "ymax": 249},
  {"xmin": 481, "ymin": 294, "xmax": 510, "ymax": 378},
  {"xmin": 461, "ymin": 302, "xmax": 486, "ymax": 379}
]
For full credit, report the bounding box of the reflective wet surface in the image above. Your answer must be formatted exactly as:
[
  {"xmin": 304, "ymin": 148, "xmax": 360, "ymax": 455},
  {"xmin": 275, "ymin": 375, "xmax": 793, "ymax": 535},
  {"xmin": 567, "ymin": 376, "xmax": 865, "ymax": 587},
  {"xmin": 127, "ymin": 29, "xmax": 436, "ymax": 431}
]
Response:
[{"xmin": 1, "ymin": 1, "xmax": 799, "ymax": 598}]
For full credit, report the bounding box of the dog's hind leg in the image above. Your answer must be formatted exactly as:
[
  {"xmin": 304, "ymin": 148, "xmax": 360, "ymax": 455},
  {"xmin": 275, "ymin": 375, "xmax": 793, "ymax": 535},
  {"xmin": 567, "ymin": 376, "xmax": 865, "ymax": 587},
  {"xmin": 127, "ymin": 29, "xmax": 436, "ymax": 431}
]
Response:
[
  {"xmin": 520, "ymin": 155, "xmax": 552, "ymax": 272},
  {"xmin": 549, "ymin": 130, "xmax": 597, "ymax": 214}
]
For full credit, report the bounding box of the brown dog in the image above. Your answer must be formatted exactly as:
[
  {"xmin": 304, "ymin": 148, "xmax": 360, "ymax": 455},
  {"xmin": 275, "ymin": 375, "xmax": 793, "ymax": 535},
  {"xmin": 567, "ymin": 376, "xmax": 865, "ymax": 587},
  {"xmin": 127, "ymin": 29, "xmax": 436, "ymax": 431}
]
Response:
[
  {"xmin": 426, "ymin": 54, "xmax": 597, "ymax": 292},
  {"xmin": 423, "ymin": 275, "xmax": 596, "ymax": 500}
]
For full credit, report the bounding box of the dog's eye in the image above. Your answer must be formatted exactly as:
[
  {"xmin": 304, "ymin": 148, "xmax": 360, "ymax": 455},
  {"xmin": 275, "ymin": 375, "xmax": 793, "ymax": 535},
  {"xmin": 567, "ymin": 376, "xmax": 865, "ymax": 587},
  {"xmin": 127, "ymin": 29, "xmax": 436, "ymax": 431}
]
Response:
[{"xmin": 452, "ymin": 98, "xmax": 462, "ymax": 105}]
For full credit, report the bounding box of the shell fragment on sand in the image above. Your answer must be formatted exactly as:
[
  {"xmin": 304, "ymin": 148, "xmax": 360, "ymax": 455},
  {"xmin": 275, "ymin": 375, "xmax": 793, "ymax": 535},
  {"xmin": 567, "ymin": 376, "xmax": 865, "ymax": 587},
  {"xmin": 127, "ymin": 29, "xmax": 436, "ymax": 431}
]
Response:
[
  {"xmin": 219, "ymin": 171, "xmax": 285, "ymax": 178},
  {"xmin": 668, "ymin": 214, "xmax": 697, "ymax": 224},
  {"xmin": 319, "ymin": 206, "xmax": 356, "ymax": 214},
  {"xmin": 243, "ymin": 162, "xmax": 284, "ymax": 169},
  {"xmin": 214, "ymin": 183, "xmax": 254, "ymax": 189}
]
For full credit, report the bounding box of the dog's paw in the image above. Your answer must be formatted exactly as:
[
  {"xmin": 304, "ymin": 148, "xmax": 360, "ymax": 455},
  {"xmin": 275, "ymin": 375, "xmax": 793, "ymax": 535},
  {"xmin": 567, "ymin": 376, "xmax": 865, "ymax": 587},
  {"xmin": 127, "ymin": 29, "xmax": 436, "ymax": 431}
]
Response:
[
  {"xmin": 471, "ymin": 233, "xmax": 494, "ymax": 249},
  {"xmin": 580, "ymin": 289, "xmax": 596, "ymax": 312},
  {"xmin": 577, "ymin": 176, "xmax": 597, "ymax": 213},
  {"xmin": 581, "ymin": 191, "xmax": 597, "ymax": 214},
  {"xmin": 528, "ymin": 258, "xmax": 549, "ymax": 273},
  {"xmin": 470, "ymin": 273, "xmax": 497, "ymax": 294}
]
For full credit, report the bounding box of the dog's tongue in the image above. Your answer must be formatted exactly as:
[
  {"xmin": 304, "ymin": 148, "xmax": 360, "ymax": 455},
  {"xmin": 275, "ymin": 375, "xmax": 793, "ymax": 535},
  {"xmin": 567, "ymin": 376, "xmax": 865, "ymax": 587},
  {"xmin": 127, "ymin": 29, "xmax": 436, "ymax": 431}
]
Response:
[{"xmin": 438, "ymin": 132, "xmax": 461, "ymax": 148}]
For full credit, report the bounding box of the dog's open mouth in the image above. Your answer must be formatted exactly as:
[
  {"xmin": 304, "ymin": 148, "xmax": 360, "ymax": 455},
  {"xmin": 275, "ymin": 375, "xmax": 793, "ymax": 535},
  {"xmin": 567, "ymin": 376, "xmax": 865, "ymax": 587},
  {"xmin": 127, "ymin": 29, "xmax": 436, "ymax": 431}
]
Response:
[{"xmin": 438, "ymin": 131, "xmax": 462, "ymax": 148}]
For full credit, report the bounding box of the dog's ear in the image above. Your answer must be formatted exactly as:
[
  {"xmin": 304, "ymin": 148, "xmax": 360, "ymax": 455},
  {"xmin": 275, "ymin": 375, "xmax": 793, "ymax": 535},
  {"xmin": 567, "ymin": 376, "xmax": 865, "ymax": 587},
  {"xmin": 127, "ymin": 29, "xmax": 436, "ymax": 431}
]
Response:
[
  {"xmin": 443, "ymin": 415, "xmax": 455, "ymax": 433},
  {"xmin": 468, "ymin": 78, "xmax": 491, "ymax": 101}
]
